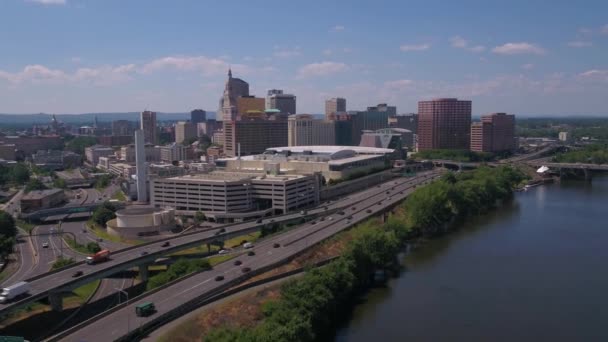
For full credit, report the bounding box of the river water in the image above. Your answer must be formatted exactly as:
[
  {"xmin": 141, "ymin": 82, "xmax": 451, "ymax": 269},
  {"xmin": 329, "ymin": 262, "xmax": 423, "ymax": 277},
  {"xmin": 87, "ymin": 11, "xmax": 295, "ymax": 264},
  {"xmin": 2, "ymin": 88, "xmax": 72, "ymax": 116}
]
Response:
[{"xmin": 334, "ymin": 176, "xmax": 608, "ymax": 342}]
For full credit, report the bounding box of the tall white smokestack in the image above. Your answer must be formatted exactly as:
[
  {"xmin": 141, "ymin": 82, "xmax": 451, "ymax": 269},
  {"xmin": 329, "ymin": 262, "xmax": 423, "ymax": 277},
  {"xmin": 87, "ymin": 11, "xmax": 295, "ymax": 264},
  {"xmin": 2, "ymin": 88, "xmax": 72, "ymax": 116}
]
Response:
[{"xmin": 135, "ymin": 129, "xmax": 148, "ymax": 202}]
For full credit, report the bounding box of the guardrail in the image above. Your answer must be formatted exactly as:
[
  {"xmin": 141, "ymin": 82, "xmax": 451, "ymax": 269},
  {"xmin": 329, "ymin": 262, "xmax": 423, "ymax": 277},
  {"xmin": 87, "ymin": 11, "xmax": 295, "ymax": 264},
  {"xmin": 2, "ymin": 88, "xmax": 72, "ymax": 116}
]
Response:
[
  {"xmin": 45, "ymin": 265, "xmax": 207, "ymax": 342},
  {"xmin": 120, "ymin": 256, "xmax": 341, "ymax": 342}
]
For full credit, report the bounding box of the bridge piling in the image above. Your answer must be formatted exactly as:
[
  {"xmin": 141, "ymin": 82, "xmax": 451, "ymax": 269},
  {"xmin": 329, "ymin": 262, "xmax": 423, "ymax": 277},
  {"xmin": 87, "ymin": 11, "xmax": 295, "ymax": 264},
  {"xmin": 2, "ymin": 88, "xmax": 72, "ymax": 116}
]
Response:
[
  {"xmin": 139, "ymin": 264, "xmax": 150, "ymax": 282},
  {"xmin": 49, "ymin": 292, "xmax": 63, "ymax": 312}
]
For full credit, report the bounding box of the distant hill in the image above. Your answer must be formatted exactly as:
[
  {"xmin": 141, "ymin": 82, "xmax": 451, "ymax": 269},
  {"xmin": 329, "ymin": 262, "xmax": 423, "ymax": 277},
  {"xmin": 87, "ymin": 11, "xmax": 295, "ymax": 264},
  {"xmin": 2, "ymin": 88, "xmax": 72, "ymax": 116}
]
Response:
[{"xmin": 0, "ymin": 112, "xmax": 217, "ymax": 125}]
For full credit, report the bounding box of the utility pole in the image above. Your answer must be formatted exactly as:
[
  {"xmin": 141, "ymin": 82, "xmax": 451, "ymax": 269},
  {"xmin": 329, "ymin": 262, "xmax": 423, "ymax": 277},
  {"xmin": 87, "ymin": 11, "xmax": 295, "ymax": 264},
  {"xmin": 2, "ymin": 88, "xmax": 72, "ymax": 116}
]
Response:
[{"xmin": 58, "ymin": 220, "xmax": 63, "ymax": 258}]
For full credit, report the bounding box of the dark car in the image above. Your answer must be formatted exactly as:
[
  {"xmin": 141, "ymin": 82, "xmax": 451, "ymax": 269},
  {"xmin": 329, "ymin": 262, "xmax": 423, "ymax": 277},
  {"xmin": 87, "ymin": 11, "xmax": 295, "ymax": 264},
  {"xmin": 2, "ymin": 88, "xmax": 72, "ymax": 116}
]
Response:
[
  {"xmin": 161, "ymin": 241, "xmax": 170, "ymax": 247},
  {"xmin": 386, "ymin": 191, "xmax": 390, "ymax": 194},
  {"xmin": 347, "ymin": 216, "xmax": 353, "ymax": 220},
  {"xmin": 311, "ymin": 220, "xmax": 316, "ymax": 225},
  {"xmin": 247, "ymin": 250, "xmax": 255, "ymax": 256},
  {"xmin": 255, "ymin": 219, "xmax": 263, "ymax": 224},
  {"xmin": 141, "ymin": 251, "xmax": 148, "ymax": 256},
  {"xmin": 215, "ymin": 275, "xmax": 224, "ymax": 281},
  {"xmin": 366, "ymin": 209, "xmax": 372, "ymax": 213},
  {"xmin": 320, "ymin": 217, "xmax": 325, "ymax": 221},
  {"xmin": 352, "ymin": 207, "xmax": 356, "ymax": 211},
  {"xmin": 324, "ymin": 206, "xmax": 328, "ymax": 210},
  {"xmin": 338, "ymin": 211, "xmax": 345, "ymax": 215},
  {"xmin": 273, "ymin": 243, "xmax": 281, "ymax": 248},
  {"xmin": 234, "ymin": 260, "xmax": 242, "ymax": 266},
  {"xmin": 72, "ymin": 270, "xmax": 83, "ymax": 278},
  {"xmin": 214, "ymin": 231, "xmax": 221, "ymax": 236},
  {"xmin": 97, "ymin": 238, "xmax": 103, "ymax": 242},
  {"xmin": 242, "ymin": 267, "xmax": 251, "ymax": 273}
]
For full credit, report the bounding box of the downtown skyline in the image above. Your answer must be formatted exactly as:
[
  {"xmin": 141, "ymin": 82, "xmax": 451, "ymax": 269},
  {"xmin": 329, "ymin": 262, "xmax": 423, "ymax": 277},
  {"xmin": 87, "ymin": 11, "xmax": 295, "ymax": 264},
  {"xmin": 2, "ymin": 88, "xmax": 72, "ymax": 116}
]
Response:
[{"xmin": 0, "ymin": 0, "xmax": 607, "ymax": 116}]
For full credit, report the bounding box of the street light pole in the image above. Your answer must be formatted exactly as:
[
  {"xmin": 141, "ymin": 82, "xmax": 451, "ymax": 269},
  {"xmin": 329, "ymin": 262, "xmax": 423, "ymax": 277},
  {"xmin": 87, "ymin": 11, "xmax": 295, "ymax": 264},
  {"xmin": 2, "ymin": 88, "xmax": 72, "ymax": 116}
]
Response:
[
  {"xmin": 115, "ymin": 288, "xmax": 130, "ymax": 334},
  {"xmin": 58, "ymin": 220, "xmax": 63, "ymax": 258}
]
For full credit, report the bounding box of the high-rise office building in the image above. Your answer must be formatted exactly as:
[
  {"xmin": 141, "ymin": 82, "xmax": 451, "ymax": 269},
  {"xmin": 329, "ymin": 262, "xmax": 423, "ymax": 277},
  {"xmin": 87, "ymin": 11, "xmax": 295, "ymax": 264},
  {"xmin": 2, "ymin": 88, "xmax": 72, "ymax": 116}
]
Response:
[
  {"xmin": 325, "ymin": 97, "xmax": 346, "ymax": 120},
  {"xmin": 190, "ymin": 109, "xmax": 207, "ymax": 124},
  {"xmin": 140, "ymin": 111, "xmax": 158, "ymax": 145},
  {"xmin": 388, "ymin": 114, "xmax": 418, "ymax": 134},
  {"xmin": 470, "ymin": 113, "xmax": 516, "ymax": 153},
  {"xmin": 175, "ymin": 121, "xmax": 197, "ymax": 144},
  {"xmin": 287, "ymin": 114, "xmax": 335, "ymax": 146},
  {"xmin": 349, "ymin": 104, "xmax": 396, "ymax": 145},
  {"xmin": 111, "ymin": 120, "xmax": 133, "ymax": 136},
  {"xmin": 417, "ymin": 98, "xmax": 472, "ymax": 151},
  {"xmin": 267, "ymin": 89, "xmax": 296, "ymax": 115},
  {"xmin": 134, "ymin": 130, "xmax": 148, "ymax": 202}
]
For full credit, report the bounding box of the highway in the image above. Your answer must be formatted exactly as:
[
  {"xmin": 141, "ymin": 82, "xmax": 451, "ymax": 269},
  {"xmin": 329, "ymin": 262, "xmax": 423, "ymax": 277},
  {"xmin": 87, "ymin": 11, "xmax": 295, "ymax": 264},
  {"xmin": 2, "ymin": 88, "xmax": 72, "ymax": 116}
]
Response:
[
  {"xmin": 0, "ymin": 229, "xmax": 35, "ymax": 287},
  {"xmin": 56, "ymin": 171, "xmax": 441, "ymax": 342},
  {"xmin": 0, "ymin": 170, "xmax": 438, "ymax": 316}
]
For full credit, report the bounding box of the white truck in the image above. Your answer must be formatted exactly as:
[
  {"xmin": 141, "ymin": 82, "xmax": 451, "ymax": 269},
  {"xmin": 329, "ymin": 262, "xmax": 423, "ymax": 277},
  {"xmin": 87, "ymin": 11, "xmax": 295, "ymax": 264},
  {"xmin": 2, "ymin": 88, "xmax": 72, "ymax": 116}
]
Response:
[{"xmin": 0, "ymin": 281, "xmax": 30, "ymax": 303}]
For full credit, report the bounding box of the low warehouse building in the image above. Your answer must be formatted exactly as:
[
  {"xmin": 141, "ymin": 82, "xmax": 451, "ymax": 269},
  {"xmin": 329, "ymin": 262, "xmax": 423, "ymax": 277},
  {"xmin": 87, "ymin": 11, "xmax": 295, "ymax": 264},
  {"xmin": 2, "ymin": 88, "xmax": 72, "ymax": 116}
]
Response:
[
  {"xmin": 106, "ymin": 206, "xmax": 175, "ymax": 238},
  {"xmin": 19, "ymin": 189, "xmax": 65, "ymax": 213}
]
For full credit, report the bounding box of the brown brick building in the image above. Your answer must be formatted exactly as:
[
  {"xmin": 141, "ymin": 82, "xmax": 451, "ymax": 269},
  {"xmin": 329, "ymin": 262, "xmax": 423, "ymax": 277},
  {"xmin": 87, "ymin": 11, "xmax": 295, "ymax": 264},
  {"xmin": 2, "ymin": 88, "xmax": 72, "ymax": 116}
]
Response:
[
  {"xmin": 417, "ymin": 98, "xmax": 472, "ymax": 151},
  {"xmin": 470, "ymin": 113, "xmax": 516, "ymax": 153},
  {"xmin": 224, "ymin": 118, "xmax": 288, "ymax": 157}
]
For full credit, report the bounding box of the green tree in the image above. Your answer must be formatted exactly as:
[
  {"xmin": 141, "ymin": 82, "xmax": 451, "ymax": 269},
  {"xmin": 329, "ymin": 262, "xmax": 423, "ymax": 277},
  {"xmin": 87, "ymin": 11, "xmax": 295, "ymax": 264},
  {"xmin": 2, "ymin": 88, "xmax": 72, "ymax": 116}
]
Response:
[
  {"xmin": 65, "ymin": 136, "xmax": 97, "ymax": 154},
  {"xmin": 24, "ymin": 178, "xmax": 48, "ymax": 193},
  {"xmin": 53, "ymin": 178, "xmax": 67, "ymax": 189},
  {"xmin": 86, "ymin": 242, "xmax": 101, "ymax": 253},
  {"xmin": 51, "ymin": 257, "xmax": 75, "ymax": 270},
  {"xmin": 95, "ymin": 174, "xmax": 112, "ymax": 189},
  {"xmin": 194, "ymin": 211, "xmax": 206, "ymax": 224},
  {"xmin": 91, "ymin": 201, "xmax": 117, "ymax": 226}
]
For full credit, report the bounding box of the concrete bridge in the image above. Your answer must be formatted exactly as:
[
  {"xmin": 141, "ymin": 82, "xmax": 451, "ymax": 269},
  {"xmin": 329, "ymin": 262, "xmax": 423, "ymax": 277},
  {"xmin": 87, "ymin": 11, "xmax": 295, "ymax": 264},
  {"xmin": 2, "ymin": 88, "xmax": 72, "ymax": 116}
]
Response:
[
  {"xmin": 20, "ymin": 202, "xmax": 126, "ymax": 222},
  {"xmin": 525, "ymin": 161, "xmax": 608, "ymax": 180}
]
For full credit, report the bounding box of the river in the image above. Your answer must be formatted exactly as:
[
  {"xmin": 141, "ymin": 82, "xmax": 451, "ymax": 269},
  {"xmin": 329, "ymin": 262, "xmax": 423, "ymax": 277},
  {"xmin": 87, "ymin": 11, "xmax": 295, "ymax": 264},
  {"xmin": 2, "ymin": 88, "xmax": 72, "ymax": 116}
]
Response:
[{"xmin": 334, "ymin": 176, "xmax": 608, "ymax": 342}]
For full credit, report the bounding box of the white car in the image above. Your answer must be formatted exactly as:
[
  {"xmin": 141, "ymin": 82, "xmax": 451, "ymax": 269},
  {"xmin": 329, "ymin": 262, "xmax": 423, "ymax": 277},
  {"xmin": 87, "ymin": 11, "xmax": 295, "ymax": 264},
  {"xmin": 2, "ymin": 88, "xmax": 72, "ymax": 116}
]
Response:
[
  {"xmin": 218, "ymin": 249, "xmax": 229, "ymax": 255},
  {"xmin": 42, "ymin": 242, "xmax": 49, "ymax": 248}
]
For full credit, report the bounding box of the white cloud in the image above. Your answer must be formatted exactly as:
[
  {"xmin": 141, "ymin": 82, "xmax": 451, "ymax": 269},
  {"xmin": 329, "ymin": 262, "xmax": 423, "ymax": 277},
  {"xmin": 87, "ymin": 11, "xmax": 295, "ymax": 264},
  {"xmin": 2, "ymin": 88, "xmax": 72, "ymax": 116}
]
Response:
[
  {"xmin": 331, "ymin": 25, "xmax": 345, "ymax": 32},
  {"xmin": 449, "ymin": 36, "xmax": 485, "ymax": 53},
  {"xmin": 522, "ymin": 63, "xmax": 535, "ymax": 70},
  {"xmin": 578, "ymin": 27, "xmax": 593, "ymax": 35},
  {"xmin": 567, "ymin": 41, "xmax": 592, "ymax": 48},
  {"xmin": 449, "ymin": 36, "xmax": 468, "ymax": 48},
  {"xmin": 399, "ymin": 43, "xmax": 430, "ymax": 52},
  {"xmin": 296, "ymin": 62, "xmax": 348, "ymax": 79},
  {"xmin": 70, "ymin": 57, "xmax": 82, "ymax": 63},
  {"xmin": 0, "ymin": 63, "xmax": 136, "ymax": 86},
  {"xmin": 26, "ymin": 0, "xmax": 66, "ymax": 5},
  {"xmin": 469, "ymin": 45, "xmax": 486, "ymax": 53},
  {"xmin": 601, "ymin": 24, "xmax": 608, "ymax": 35},
  {"xmin": 273, "ymin": 47, "xmax": 301, "ymax": 58},
  {"xmin": 140, "ymin": 56, "xmax": 248, "ymax": 76},
  {"xmin": 492, "ymin": 42, "xmax": 545, "ymax": 55},
  {"xmin": 322, "ymin": 49, "xmax": 333, "ymax": 56},
  {"xmin": 578, "ymin": 69, "xmax": 608, "ymax": 81}
]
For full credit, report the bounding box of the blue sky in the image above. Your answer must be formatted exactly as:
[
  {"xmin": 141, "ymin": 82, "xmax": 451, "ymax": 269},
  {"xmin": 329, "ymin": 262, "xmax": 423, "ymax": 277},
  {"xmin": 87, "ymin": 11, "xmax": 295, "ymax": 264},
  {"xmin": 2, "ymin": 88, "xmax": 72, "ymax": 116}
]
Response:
[{"xmin": 0, "ymin": 0, "xmax": 607, "ymax": 116}]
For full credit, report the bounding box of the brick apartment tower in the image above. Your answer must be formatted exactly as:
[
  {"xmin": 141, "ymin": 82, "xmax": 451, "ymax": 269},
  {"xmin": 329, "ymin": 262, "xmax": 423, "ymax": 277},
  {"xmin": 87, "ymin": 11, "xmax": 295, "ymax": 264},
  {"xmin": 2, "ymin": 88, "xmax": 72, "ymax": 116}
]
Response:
[
  {"xmin": 471, "ymin": 113, "xmax": 516, "ymax": 153},
  {"xmin": 417, "ymin": 98, "xmax": 472, "ymax": 151}
]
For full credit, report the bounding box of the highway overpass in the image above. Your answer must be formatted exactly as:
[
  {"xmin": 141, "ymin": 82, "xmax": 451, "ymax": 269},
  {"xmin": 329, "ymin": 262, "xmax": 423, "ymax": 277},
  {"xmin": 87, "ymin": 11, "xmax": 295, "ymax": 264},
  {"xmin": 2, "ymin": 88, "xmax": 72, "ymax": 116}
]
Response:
[{"xmin": 0, "ymin": 171, "xmax": 441, "ymax": 318}]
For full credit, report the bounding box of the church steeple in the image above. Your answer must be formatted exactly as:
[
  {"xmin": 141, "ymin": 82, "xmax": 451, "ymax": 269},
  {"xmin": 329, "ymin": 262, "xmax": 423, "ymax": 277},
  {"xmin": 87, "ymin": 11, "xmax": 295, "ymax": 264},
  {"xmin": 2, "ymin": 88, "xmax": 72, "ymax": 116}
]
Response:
[{"xmin": 228, "ymin": 68, "xmax": 232, "ymax": 78}]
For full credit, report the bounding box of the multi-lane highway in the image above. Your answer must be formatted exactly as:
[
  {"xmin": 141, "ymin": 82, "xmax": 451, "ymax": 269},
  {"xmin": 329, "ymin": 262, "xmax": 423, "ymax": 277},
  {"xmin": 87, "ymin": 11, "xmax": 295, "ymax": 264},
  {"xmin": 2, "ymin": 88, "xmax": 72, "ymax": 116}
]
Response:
[
  {"xmin": 0, "ymin": 171, "xmax": 439, "ymax": 317},
  {"xmin": 55, "ymin": 171, "xmax": 441, "ymax": 342}
]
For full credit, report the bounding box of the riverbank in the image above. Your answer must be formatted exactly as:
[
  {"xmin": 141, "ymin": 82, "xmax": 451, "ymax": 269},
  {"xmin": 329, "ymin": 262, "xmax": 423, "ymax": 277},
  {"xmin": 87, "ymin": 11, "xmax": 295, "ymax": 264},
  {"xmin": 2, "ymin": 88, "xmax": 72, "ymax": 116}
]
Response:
[
  {"xmin": 196, "ymin": 166, "xmax": 525, "ymax": 341},
  {"xmin": 335, "ymin": 174, "xmax": 608, "ymax": 341}
]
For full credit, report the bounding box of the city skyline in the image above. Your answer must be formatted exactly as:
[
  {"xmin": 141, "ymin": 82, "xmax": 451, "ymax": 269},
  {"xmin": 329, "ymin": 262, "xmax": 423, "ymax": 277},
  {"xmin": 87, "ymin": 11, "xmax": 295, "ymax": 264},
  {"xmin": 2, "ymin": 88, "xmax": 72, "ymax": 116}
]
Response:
[{"xmin": 0, "ymin": 0, "xmax": 607, "ymax": 116}]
